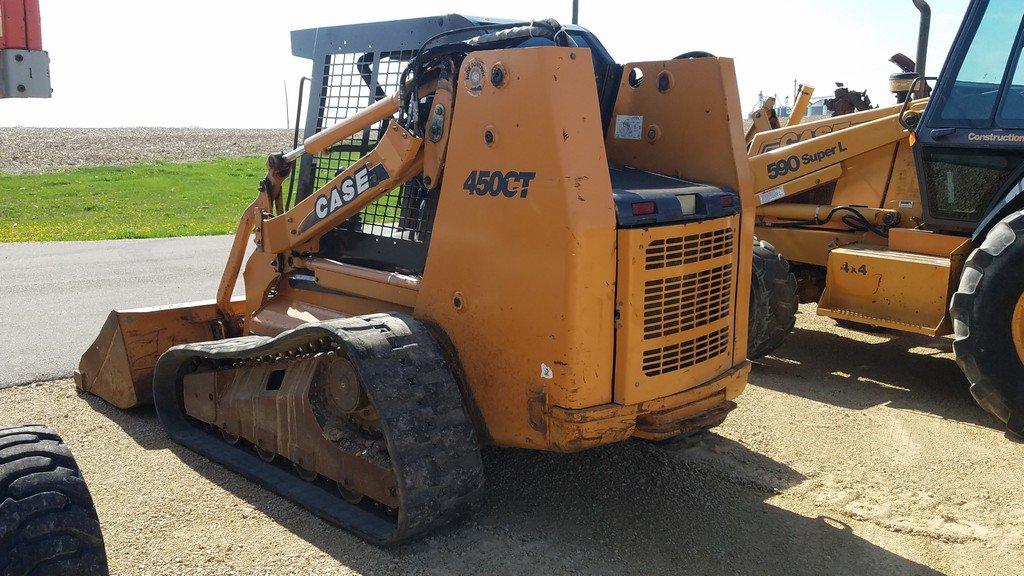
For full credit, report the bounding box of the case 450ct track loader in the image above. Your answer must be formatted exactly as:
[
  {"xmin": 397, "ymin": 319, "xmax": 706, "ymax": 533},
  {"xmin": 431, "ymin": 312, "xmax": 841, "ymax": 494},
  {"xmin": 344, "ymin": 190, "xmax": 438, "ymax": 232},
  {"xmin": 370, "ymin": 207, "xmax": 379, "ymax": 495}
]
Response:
[
  {"xmin": 746, "ymin": 0, "xmax": 1024, "ymax": 436},
  {"xmin": 75, "ymin": 18, "xmax": 765, "ymax": 543}
]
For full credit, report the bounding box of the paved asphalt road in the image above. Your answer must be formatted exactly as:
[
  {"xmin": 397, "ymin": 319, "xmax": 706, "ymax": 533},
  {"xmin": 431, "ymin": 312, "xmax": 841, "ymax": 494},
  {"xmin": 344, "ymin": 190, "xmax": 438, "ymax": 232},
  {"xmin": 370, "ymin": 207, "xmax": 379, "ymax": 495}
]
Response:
[{"xmin": 0, "ymin": 236, "xmax": 247, "ymax": 388}]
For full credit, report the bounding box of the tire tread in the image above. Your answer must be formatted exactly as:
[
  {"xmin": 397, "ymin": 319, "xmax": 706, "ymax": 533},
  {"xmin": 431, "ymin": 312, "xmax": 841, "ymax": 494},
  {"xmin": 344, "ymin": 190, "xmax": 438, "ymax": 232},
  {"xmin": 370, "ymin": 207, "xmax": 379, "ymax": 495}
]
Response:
[
  {"xmin": 0, "ymin": 425, "xmax": 108, "ymax": 576},
  {"xmin": 951, "ymin": 210, "xmax": 1024, "ymax": 434},
  {"xmin": 748, "ymin": 239, "xmax": 798, "ymax": 359}
]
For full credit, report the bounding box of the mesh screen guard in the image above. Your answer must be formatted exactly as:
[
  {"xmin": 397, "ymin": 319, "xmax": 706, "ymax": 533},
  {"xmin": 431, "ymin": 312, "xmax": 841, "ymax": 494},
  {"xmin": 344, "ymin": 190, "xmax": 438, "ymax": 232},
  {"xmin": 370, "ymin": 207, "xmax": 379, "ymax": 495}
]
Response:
[{"xmin": 299, "ymin": 49, "xmax": 436, "ymax": 275}]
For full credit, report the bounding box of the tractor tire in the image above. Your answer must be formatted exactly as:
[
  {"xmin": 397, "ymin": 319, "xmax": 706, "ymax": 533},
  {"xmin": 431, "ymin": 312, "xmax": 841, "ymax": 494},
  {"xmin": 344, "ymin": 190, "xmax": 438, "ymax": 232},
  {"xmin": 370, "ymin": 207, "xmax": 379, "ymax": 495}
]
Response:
[
  {"xmin": 0, "ymin": 425, "xmax": 109, "ymax": 576},
  {"xmin": 748, "ymin": 239, "xmax": 798, "ymax": 359},
  {"xmin": 950, "ymin": 210, "xmax": 1024, "ymax": 436}
]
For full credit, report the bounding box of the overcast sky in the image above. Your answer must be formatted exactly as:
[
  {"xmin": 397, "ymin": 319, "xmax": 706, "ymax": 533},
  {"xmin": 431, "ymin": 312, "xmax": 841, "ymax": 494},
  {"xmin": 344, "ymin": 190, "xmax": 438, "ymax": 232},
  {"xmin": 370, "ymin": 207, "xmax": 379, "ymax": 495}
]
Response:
[{"xmin": 0, "ymin": 0, "xmax": 970, "ymax": 128}]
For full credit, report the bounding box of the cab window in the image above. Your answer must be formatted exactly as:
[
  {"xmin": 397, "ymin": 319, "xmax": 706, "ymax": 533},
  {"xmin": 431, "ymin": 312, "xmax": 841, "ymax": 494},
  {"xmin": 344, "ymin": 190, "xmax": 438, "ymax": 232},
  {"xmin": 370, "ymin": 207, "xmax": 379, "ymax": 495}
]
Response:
[
  {"xmin": 935, "ymin": 0, "xmax": 1024, "ymax": 127},
  {"xmin": 997, "ymin": 41, "xmax": 1024, "ymax": 127}
]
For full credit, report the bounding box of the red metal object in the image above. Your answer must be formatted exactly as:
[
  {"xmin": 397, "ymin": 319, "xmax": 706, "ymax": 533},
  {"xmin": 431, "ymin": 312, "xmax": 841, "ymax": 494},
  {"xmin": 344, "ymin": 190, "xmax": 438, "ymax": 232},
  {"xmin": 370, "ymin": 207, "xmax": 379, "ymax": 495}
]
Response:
[
  {"xmin": 0, "ymin": 0, "xmax": 44, "ymax": 51},
  {"xmin": 631, "ymin": 201, "xmax": 657, "ymax": 216}
]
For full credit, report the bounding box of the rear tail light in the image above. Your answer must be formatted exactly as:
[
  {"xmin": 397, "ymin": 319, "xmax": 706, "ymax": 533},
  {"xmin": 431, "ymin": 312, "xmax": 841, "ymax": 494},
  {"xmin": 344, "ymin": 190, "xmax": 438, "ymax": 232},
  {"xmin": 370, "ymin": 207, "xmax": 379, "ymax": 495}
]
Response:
[{"xmin": 632, "ymin": 201, "xmax": 657, "ymax": 216}]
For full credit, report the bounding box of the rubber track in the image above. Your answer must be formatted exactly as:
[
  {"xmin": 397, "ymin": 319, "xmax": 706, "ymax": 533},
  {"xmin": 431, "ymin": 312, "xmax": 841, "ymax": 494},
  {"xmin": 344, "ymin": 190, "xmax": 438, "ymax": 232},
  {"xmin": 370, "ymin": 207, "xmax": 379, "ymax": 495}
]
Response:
[
  {"xmin": 152, "ymin": 312, "xmax": 485, "ymax": 545},
  {"xmin": 0, "ymin": 425, "xmax": 109, "ymax": 576}
]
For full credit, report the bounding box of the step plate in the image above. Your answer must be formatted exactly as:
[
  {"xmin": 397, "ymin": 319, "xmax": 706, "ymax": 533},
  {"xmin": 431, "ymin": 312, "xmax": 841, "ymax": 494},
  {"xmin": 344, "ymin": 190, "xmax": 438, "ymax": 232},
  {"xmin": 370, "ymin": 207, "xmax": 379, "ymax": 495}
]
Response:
[{"xmin": 818, "ymin": 244, "xmax": 956, "ymax": 335}]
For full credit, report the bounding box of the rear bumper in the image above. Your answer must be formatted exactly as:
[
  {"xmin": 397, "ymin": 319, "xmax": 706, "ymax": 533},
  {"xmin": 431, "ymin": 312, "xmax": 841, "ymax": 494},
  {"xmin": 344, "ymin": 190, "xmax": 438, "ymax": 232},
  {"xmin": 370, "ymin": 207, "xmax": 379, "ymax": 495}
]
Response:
[{"xmin": 544, "ymin": 361, "xmax": 749, "ymax": 452}]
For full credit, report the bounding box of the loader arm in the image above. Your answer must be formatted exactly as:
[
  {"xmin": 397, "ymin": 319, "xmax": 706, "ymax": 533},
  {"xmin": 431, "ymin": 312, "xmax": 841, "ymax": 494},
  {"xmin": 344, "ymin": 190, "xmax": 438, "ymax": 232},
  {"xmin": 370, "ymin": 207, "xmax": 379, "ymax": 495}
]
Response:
[
  {"xmin": 787, "ymin": 84, "xmax": 815, "ymax": 127},
  {"xmin": 214, "ymin": 95, "xmax": 425, "ymax": 320},
  {"xmin": 79, "ymin": 57, "xmax": 454, "ymax": 407},
  {"xmin": 261, "ymin": 124, "xmax": 423, "ymax": 253},
  {"xmin": 748, "ymin": 101, "xmax": 927, "ymax": 203},
  {"xmin": 215, "ymin": 198, "xmax": 268, "ymax": 322}
]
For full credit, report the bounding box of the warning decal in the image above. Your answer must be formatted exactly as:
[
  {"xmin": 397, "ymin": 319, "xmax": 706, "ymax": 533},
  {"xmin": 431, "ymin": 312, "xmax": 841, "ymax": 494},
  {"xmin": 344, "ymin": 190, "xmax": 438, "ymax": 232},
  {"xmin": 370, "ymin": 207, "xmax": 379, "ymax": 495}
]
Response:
[{"xmin": 615, "ymin": 115, "xmax": 644, "ymax": 140}]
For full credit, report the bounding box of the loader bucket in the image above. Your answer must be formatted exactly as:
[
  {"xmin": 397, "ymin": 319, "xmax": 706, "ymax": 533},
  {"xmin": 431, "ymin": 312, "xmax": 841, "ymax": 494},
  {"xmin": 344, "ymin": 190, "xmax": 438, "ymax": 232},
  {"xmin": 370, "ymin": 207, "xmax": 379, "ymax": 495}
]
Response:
[{"xmin": 75, "ymin": 298, "xmax": 244, "ymax": 409}]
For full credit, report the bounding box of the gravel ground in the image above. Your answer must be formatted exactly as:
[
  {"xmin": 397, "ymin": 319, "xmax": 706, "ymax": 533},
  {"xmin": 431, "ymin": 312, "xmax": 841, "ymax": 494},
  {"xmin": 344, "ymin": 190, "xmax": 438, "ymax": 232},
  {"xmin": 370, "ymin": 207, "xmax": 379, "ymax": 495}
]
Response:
[
  {"xmin": 0, "ymin": 120, "xmax": 832, "ymax": 176},
  {"xmin": 0, "ymin": 127, "xmax": 294, "ymax": 174},
  {"xmin": 2, "ymin": 305, "xmax": 1021, "ymax": 575}
]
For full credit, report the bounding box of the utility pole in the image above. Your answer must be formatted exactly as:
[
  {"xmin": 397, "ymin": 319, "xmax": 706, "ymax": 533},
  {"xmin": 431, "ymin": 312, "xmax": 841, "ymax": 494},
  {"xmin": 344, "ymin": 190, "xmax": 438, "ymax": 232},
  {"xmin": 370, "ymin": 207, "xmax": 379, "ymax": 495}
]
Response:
[
  {"xmin": 572, "ymin": 0, "xmax": 579, "ymax": 25},
  {"xmin": 284, "ymin": 81, "xmax": 291, "ymax": 130}
]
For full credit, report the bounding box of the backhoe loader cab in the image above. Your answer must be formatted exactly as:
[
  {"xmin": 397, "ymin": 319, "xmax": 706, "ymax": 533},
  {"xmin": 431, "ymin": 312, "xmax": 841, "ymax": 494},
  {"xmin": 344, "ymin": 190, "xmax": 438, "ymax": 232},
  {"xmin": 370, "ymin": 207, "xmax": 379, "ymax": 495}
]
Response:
[
  {"xmin": 913, "ymin": 0, "xmax": 1024, "ymax": 233},
  {"xmin": 77, "ymin": 17, "xmax": 757, "ymax": 543},
  {"xmin": 746, "ymin": 0, "xmax": 1024, "ymax": 436}
]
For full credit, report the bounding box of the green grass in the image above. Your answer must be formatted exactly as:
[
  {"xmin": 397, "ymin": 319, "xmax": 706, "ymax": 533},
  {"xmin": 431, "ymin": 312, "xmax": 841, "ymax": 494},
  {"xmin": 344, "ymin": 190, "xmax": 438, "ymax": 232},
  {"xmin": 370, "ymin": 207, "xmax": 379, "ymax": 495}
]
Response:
[
  {"xmin": 0, "ymin": 157, "xmax": 267, "ymax": 242},
  {"xmin": 0, "ymin": 157, "xmax": 411, "ymax": 243},
  {"xmin": 363, "ymin": 189, "xmax": 402, "ymax": 225}
]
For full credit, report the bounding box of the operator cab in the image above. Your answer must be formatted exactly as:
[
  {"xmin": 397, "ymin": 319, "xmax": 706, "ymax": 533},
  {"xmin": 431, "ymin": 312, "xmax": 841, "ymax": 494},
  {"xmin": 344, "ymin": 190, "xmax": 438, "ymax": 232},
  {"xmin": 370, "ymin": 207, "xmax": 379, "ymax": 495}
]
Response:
[
  {"xmin": 914, "ymin": 0, "xmax": 1024, "ymax": 233},
  {"xmin": 289, "ymin": 16, "xmax": 620, "ymax": 276}
]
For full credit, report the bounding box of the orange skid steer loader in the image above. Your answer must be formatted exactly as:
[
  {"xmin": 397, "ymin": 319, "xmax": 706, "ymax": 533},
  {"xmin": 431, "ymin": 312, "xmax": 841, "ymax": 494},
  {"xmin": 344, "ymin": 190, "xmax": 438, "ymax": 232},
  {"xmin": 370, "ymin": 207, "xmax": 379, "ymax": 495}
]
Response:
[{"xmin": 76, "ymin": 17, "xmax": 761, "ymax": 544}]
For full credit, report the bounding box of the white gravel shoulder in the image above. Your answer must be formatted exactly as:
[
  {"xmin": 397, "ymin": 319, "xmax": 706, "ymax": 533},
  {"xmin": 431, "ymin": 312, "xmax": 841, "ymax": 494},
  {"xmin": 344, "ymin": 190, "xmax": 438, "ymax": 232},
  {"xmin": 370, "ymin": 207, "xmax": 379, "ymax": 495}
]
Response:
[{"xmin": 0, "ymin": 127, "xmax": 294, "ymax": 174}]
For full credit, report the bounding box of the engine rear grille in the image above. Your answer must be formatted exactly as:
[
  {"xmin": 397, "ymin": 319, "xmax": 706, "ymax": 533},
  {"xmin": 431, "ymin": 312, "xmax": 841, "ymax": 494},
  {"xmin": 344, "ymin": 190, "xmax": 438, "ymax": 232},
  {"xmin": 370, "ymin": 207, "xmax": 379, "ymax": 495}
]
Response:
[
  {"xmin": 615, "ymin": 215, "xmax": 738, "ymax": 404},
  {"xmin": 645, "ymin": 228, "xmax": 734, "ymax": 270},
  {"xmin": 643, "ymin": 263, "xmax": 733, "ymax": 340},
  {"xmin": 641, "ymin": 326, "xmax": 731, "ymax": 377}
]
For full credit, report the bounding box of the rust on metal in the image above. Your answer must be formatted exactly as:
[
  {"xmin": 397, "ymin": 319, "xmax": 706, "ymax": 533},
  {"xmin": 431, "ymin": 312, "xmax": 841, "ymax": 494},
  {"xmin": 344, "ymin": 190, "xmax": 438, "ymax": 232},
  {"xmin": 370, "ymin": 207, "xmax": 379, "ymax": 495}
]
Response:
[
  {"xmin": 76, "ymin": 298, "xmax": 244, "ymax": 409},
  {"xmin": 182, "ymin": 352, "xmax": 399, "ymax": 508}
]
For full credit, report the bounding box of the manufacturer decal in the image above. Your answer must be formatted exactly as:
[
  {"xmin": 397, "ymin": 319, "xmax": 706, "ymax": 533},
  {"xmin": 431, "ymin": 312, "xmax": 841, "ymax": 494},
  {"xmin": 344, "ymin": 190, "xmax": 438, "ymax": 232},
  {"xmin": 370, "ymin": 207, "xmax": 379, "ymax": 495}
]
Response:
[
  {"xmin": 463, "ymin": 170, "xmax": 537, "ymax": 198},
  {"xmin": 299, "ymin": 163, "xmax": 389, "ymax": 232},
  {"xmin": 465, "ymin": 60, "xmax": 485, "ymax": 95},
  {"xmin": 766, "ymin": 141, "xmax": 849, "ymax": 180},
  {"xmin": 614, "ymin": 115, "xmax": 644, "ymax": 140},
  {"xmin": 967, "ymin": 131, "xmax": 1024, "ymax": 144},
  {"xmin": 898, "ymin": 200, "xmax": 914, "ymax": 209},
  {"xmin": 755, "ymin": 118, "xmax": 866, "ymax": 155}
]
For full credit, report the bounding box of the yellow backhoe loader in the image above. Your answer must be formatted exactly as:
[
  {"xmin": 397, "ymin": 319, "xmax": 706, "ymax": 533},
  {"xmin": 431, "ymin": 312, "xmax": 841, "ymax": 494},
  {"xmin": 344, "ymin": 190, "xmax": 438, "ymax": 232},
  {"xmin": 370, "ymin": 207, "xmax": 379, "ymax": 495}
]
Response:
[
  {"xmin": 747, "ymin": 0, "xmax": 1024, "ymax": 436},
  {"xmin": 75, "ymin": 18, "xmax": 772, "ymax": 544}
]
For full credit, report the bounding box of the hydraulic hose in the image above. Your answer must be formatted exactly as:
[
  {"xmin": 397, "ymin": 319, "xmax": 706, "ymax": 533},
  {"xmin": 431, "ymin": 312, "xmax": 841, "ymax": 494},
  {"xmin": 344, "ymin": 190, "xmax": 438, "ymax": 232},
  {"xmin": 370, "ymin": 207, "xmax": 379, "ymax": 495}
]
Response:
[{"xmin": 762, "ymin": 205, "xmax": 897, "ymax": 238}]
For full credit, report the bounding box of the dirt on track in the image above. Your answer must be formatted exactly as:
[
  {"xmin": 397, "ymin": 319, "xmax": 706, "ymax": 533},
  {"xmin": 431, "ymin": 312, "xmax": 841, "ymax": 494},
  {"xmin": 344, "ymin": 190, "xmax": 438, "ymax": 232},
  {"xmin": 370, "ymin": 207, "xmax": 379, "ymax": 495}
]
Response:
[
  {"xmin": 0, "ymin": 127, "xmax": 293, "ymax": 174},
  {"xmin": 3, "ymin": 305, "xmax": 1023, "ymax": 576}
]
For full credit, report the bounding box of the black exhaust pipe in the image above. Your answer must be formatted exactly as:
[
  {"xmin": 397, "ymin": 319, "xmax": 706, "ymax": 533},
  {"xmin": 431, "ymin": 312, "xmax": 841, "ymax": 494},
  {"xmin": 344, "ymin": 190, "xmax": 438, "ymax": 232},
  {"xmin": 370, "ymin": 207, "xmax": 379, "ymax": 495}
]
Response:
[{"xmin": 913, "ymin": 0, "xmax": 932, "ymax": 96}]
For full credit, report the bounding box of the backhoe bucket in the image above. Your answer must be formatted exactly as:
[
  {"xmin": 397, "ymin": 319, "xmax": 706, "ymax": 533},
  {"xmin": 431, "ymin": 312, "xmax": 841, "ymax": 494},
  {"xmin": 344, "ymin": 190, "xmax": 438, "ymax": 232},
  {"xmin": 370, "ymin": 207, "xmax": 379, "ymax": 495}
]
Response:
[{"xmin": 75, "ymin": 298, "xmax": 244, "ymax": 409}]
